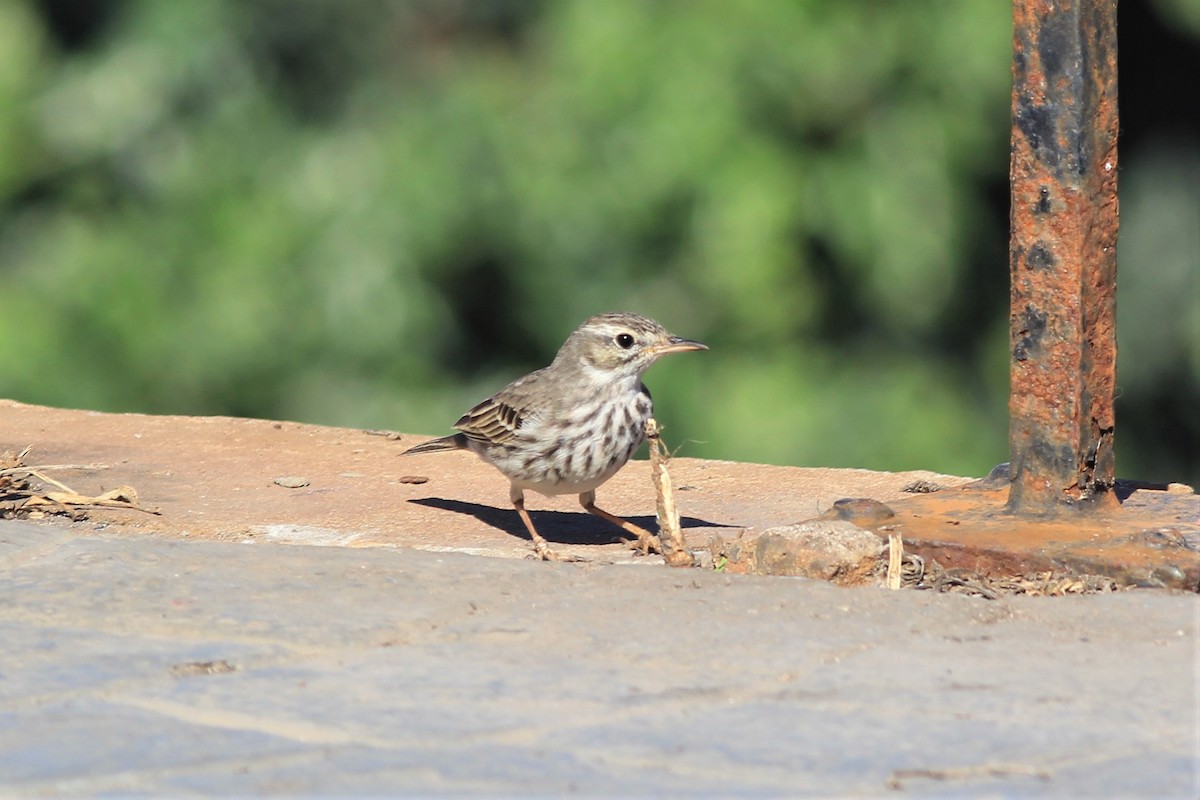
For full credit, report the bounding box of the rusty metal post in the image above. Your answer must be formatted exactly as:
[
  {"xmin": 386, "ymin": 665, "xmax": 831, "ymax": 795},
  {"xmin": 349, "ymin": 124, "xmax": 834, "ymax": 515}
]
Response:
[{"xmin": 1007, "ymin": 0, "xmax": 1119, "ymax": 515}]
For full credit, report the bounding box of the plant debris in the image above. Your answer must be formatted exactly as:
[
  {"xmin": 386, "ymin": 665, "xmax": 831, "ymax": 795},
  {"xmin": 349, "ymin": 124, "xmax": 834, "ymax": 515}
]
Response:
[
  {"xmin": 900, "ymin": 479, "xmax": 943, "ymax": 493},
  {"xmin": 363, "ymin": 429, "xmax": 403, "ymax": 440},
  {"xmin": 874, "ymin": 548, "xmax": 1120, "ymax": 598},
  {"xmin": 0, "ymin": 447, "xmax": 159, "ymax": 520}
]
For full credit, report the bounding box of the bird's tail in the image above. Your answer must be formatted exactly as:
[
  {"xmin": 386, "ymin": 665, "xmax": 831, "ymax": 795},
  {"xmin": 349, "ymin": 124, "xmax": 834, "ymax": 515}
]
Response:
[{"xmin": 401, "ymin": 433, "xmax": 469, "ymax": 455}]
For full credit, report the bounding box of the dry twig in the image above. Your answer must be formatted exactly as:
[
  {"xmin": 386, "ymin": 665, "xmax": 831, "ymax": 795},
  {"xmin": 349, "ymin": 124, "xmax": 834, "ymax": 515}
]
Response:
[{"xmin": 645, "ymin": 418, "xmax": 695, "ymax": 568}]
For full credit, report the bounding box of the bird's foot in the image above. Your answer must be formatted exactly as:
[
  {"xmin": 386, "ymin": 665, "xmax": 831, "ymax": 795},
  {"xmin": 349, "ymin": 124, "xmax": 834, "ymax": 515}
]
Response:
[
  {"xmin": 622, "ymin": 531, "xmax": 662, "ymax": 556},
  {"xmin": 529, "ymin": 541, "xmax": 586, "ymax": 562}
]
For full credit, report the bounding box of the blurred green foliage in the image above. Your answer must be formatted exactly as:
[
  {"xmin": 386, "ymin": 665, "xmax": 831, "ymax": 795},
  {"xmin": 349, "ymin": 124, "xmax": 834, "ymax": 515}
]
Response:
[{"xmin": 0, "ymin": 0, "xmax": 1196, "ymax": 483}]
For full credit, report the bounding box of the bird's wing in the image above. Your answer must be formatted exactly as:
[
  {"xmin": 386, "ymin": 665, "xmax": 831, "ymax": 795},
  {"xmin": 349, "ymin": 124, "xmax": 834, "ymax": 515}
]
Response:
[{"xmin": 453, "ymin": 395, "xmax": 525, "ymax": 446}]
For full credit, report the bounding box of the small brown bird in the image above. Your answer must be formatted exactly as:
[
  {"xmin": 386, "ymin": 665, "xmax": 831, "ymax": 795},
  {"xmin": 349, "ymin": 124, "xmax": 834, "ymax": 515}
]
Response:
[{"xmin": 403, "ymin": 312, "xmax": 707, "ymax": 560}]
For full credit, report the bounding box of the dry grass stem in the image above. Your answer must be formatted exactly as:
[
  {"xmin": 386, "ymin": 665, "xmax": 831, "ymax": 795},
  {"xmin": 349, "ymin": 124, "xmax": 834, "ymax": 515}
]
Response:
[
  {"xmin": 886, "ymin": 531, "xmax": 904, "ymax": 590},
  {"xmin": 645, "ymin": 418, "xmax": 695, "ymax": 568},
  {"xmin": 1, "ymin": 447, "xmax": 158, "ymax": 519}
]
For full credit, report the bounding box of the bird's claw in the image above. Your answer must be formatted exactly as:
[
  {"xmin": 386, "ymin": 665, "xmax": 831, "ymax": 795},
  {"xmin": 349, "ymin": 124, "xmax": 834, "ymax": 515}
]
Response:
[
  {"xmin": 530, "ymin": 542, "xmax": 587, "ymax": 563},
  {"xmin": 622, "ymin": 532, "xmax": 663, "ymax": 556}
]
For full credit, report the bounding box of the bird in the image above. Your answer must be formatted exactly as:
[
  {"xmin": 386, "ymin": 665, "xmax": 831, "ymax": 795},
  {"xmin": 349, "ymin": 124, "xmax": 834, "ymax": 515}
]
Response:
[{"xmin": 403, "ymin": 312, "xmax": 707, "ymax": 560}]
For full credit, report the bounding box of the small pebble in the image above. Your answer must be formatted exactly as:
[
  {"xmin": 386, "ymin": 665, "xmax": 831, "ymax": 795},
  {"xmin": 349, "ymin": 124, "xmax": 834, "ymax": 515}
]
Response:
[
  {"xmin": 274, "ymin": 477, "xmax": 310, "ymax": 489},
  {"xmin": 399, "ymin": 475, "xmax": 429, "ymax": 485}
]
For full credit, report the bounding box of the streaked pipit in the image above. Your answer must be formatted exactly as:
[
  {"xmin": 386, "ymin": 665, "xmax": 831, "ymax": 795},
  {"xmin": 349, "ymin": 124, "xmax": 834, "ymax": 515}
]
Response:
[{"xmin": 403, "ymin": 312, "xmax": 707, "ymax": 560}]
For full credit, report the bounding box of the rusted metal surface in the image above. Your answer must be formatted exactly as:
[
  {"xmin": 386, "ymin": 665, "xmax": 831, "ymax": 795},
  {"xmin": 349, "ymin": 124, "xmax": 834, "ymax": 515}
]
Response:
[
  {"xmin": 706, "ymin": 481, "xmax": 1200, "ymax": 590},
  {"xmin": 1008, "ymin": 0, "xmax": 1120, "ymax": 514},
  {"xmin": 873, "ymin": 482, "xmax": 1200, "ymax": 591}
]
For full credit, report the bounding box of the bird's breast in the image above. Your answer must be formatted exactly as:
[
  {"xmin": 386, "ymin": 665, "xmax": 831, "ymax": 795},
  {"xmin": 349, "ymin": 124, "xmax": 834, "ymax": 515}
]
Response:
[{"xmin": 482, "ymin": 381, "xmax": 654, "ymax": 496}]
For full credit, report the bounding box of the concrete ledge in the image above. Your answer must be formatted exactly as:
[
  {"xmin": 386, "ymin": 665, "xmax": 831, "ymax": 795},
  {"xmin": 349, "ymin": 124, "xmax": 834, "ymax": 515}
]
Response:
[{"xmin": 0, "ymin": 520, "xmax": 1196, "ymax": 795}]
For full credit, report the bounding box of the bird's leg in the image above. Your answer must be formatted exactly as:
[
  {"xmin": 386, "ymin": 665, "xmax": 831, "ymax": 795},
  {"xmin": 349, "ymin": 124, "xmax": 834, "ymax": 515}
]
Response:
[
  {"xmin": 510, "ymin": 485, "xmax": 557, "ymax": 561},
  {"xmin": 579, "ymin": 491, "xmax": 662, "ymax": 555}
]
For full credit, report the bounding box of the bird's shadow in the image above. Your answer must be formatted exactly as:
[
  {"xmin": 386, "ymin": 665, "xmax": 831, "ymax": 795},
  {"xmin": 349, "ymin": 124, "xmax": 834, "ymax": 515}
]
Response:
[{"xmin": 409, "ymin": 497, "xmax": 726, "ymax": 546}]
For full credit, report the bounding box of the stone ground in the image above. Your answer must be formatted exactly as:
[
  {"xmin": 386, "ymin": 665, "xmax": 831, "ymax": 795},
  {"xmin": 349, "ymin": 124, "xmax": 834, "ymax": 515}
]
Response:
[{"xmin": 1, "ymin": 399, "xmax": 1198, "ymax": 796}]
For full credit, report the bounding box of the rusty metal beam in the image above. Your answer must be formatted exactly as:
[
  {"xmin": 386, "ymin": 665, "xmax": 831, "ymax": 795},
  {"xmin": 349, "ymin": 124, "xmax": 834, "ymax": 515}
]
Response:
[{"xmin": 1008, "ymin": 0, "xmax": 1119, "ymax": 515}]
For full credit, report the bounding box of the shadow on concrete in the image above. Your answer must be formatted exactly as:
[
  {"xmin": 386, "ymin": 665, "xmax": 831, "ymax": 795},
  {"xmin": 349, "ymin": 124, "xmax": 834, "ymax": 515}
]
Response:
[{"xmin": 409, "ymin": 497, "xmax": 726, "ymax": 546}]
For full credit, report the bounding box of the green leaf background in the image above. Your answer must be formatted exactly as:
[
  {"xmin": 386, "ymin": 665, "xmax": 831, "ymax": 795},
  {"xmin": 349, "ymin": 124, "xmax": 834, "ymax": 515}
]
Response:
[{"xmin": 1, "ymin": 0, "xmax": 1196, "ymax": 484}]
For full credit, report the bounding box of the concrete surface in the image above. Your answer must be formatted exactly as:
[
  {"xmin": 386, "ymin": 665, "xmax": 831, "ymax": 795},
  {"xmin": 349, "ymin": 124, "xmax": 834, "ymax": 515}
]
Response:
[
  {"xmin": 0, "ymin": 399, "xmax": 974, "ymax": 560},
  {"xmin": 2, "ymin": 400, "xmax": 1198, "ymax": 795},
  {"xmin": 1, "ymin": 519, "xmax": 1197, "ymax": 797}
]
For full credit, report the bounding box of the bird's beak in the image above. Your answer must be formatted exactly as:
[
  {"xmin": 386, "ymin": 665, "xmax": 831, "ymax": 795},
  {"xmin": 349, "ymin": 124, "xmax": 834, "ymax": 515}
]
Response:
[{"xmin": 654, "ymin": 336, "xmax": 708, "ymax": 355}]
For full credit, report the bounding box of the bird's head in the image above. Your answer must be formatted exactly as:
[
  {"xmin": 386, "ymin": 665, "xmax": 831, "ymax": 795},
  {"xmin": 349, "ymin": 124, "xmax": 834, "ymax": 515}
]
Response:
[{"xmin": 555, "ymin": 312, "xmax": 707, "ymax": 379}]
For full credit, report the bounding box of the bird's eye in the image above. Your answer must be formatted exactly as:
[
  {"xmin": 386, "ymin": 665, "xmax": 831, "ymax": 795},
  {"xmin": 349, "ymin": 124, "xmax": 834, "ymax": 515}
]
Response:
[{"xmin": 616, "ymin": 333, "xmax": 635, "ymax": 349}]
